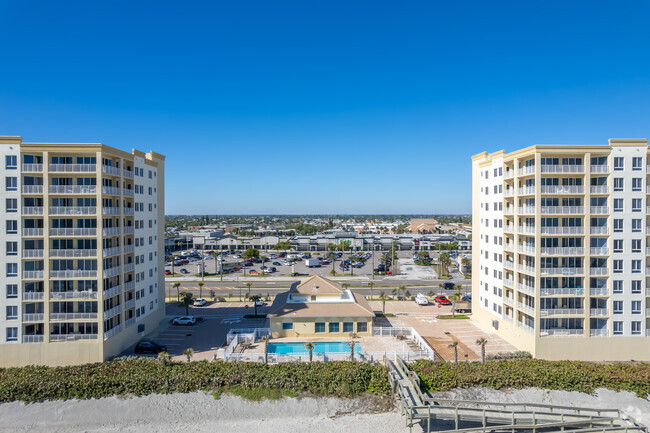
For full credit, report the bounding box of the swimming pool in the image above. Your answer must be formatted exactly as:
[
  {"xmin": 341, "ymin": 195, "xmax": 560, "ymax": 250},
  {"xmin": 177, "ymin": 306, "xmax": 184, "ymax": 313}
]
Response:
[{"xmin": 268, "ymin": 341, "xmax": 363, "ymax": 355}]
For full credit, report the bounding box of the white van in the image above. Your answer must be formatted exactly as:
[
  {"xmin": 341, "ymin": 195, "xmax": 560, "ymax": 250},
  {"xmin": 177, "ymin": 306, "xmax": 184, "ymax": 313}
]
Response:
[{"xmin": 415, "ymin": 293, "xmax": 429, "ymax": 306}]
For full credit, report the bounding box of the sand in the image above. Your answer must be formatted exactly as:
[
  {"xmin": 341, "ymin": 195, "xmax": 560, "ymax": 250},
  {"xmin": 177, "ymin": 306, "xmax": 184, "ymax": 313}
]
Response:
[{"xmin": 1, "ymin": 387, "xmax": 648, "ymax": 433}]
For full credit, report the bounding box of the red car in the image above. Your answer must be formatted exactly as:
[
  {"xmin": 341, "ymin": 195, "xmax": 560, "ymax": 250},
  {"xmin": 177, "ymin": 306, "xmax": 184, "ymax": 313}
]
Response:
[
  {"xmin": 164, "ymin": 270, "xmax": 171, "ymax": 275},
  {"xmin": 434, "ymin": 295, "xmax": 451, "ymax": 305}
]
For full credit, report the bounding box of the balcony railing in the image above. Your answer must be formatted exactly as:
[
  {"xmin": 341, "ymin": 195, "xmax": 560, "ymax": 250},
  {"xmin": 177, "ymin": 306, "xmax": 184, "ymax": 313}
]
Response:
[
  {"xmin": 504, "ymin": 207, "xmax": 514, "ymax": 215},
  {"xmin": 518, "ymin": 207, "xmax": 536, "ymax": 214},
  {"xmin": 590, "ymin": 226, "xmax": 608, "ymax": 235},
  {"xmin": 123, "ymin": 244, "xmax": 135, "ymax": 253},
  {"xmin": 590, "ymin": 185, "xmax": 608, "ymax": 194},
  {"xmin": 123, "ymin": 189, "xmax": 134, "ymax": 197},
  {"xmin": 518, "ymin": 187, "xmax": 536, "ymax": 195},
  {"xmin": 48, "ymin": 164, "xmax": 96, "ymax": 172},
  {"xmin": 51, "ymin": 334, "xmax": 97, "ymax": 342},
  {"xmin": 540, "ymin": 186, "xmax": 584, "ymax": 194},
  {"xmin": 49, "ymin": 206, "xmax": 97, "ymax": 215},
  {"xmin": 124, "ymin": 298, "xmax": 136, "ymax": 309},
  {"xmin": 22, "ymin": 249, "xmax": 44, "ymax": 258},
  {"xmin": 540, "ymin": 328, "xmax": 584, "ymax": 336},
  {"xmin": 50, "ymin": 312, "xmax": 98, "ymax": 321},
  {"xmin": 504, "ymin": 170, "xmax": 514, "ymax": 179},
  {"xmin": 541, "ymin": 206, "xmax": 584, "ymax": 215},
  {"xmin": 124, "ymin": 226, "xmax": 135, "ymax": 234},
  {"xmin": 22, "ymin": 185, "xmax": 43, "ymax": 194},
  {"xmin": 124, "ymin": 262, "xmax": 135, "ymax": 272},
  {"xmin": 502, "ymin": 296, "xmax": 514, "ymax": 306},
  {"xmin": 49, "ymin": 185, "xmax": 97, "ymax": 194},
  {"xmin": 504, "ymin": 243, "xmax": 514, "ymax": 251},
  {"xmin": 23, "ymin": 313, "xmax": 44, "ymax": 322},
  {"xmin": 516, "ymin": 321, "xmax": 535, "ymax": 333},
  {"xmin": 50, "ymin": 291, "xmax": 98, "ymax": 300},
  {"xmin": 104, "ymin": 305, "xmax": 122, "ymax": 319},
  {"xmin": 103, "ymin": 207, "xmax": 121, "ymax": 215},
  {"xmin": 590, "ymin": 329, "xmax": 608, "ymax": 337},
  {"xmin": 540, "ymin": 309, "xmax": 584, "ymax": 316},
  {"xmin": 504, "ymin": 226, "xmax": 514, "ymax": 233},
  {"xmin": 590, "ymin": 308, "xmax": 608, "ymax": 316},
  {"xmin": 102, "ymin": 165, "xmax": 121, "ymax": 176},
  {"xmin": 104, "ymin": 285, "xmax": 121, "ymax": 298},
  {"xmin": 504, "ymin": 261, "xmax": 514, "ymax": 270},
  {"xmin": 104, "ymin": 325, "xmax": 122, "ymax": 340},
  {"xmin": 23, "ymin": 270, "xmax": 44, "ymax": 279},
  {"xmin": 504, "ymin": 189, "xmax": 514, "ymax": 197},
  {"xmin": 590, "ymin": 165, "xmax": 608, "ymax": 173},
  {"xmin": 541, "ymin": 226, "xmax": 584, "ymax": 235},
  {"xmin": 590, "ymin": 247, "xmax": 608, "ymax": 255},
  {"xmin": 23, "ymin": 292, "xmax": 45, "ymax": 300},
  {"xmin": 103, "ymin": 246, "xmax": 121, "ymax": 256},
  {"xmin": 541, "ymin": 247, "xmax": 584, "ymax": 256},
  {"xmin": 123, "ymin": 169, "xmax": 134, "ymax": 178},
  {"xmin": 22, "ymin": 206, "xmax": 43, "ymax": 215},
  {"xmin": 102, "ymin": 186, "xmax": 121, "ymax": 195},
  {"xmin": 518, "ymin": 245, "xmax": 535, "ymax": 254},
  {"xmin": 125, "ymin": 317, "xmax": 136, "ymax": 327},
  {"xmin": 22, "ymin": 335, "xmax": 44, "ymax": 343},
  {"xmin": 50, "ymin": 270, "xmax": 98, "ymax": 278},
  {"xmin": 517, "ymin": 226, "xmax": 535, "ymax": 234},
  {"xmin": 590, "ymin": 206, "xmax": 609, "ymax": 214},
  {"xmin": 517, "ymin": 302, "xmax": 535, "ymax": 315},
  {"xmin": 123, "ymin": 207, "xmax": 134, "ymax": 215},
  {"xmin": 540, "ymin": 267, "xmax": 584, "ymax": 276},
  {"xmin": 103, "ymin": 266, "xmax": 122, "ymax": 278},
  {"xmin": 22, "ymin": 164, "xmax": 43, "ymax": 172},
  {"xmin": 517, "ymin": 283, "xmax": 535, "ymax": 296},
  {"xmin": 49, "ymin": 228, "xmax": 97, "ymax": 237},
  {"xmin": 518, "ymin": 264, "xmax": 535, "ymax": 274},
  {"xmin": 540, "ymin": 164, "xmax": 584, "ymax": 173},
  {"xmin": 124, "ymin": 281, "xmax": 135, "ymax": 290},
  {"xmin": 589, "ymin": 268, "xmax": 608, "ymax": 276},
  {"xmin": 518, "ymin": 166, "xmax": 535, "ymax": 176},
  {"xmin": 589, "ymin": 287, "xmax": 608, "ymax": 296},
  {"xmin": 102, "ymin": 227, "xmax": 121, "ymax": 236},
  {"xmin": 540, "ymin": 287, "xmax": 585, "ymax": 296},
  {"xmin": 503, "ymin": 278, "xmax": 513, "ymax": 287},
  {"xmin": 49, "ymin": 249, "xmax": 97, "ymax": 257}
]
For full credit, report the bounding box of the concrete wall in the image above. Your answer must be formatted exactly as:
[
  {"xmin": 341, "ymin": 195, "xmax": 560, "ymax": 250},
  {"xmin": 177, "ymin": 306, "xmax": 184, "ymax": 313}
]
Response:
[{"xmin": 270, "ymin": 317, "xmax": 372, "ymax": 338}]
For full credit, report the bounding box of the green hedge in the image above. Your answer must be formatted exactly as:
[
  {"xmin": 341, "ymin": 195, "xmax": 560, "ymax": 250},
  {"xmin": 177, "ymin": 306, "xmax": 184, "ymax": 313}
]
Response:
[
  {"xmin": 0, "ymin": 359, "xmax": 391, "ymax": 403},
  {"xmin": 410, "ymin": 359, "xmax": 650, "ymax": 398}
]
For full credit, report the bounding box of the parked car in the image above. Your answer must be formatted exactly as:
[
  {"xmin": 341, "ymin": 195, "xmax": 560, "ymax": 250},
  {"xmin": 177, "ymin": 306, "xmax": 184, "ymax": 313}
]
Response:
[
  {"xmin": 244, "ymin": 261, "xmax": 253, "ymax": 267},
  {"xmin": 442, "ymin": 282, "xmax": 456, "ymax": 290},
  {"xmin": 272, "ymin": 261, "xmax": 282, "ymax": 266},
  {"xmin": 172, "ymin": 316, "xmax": 196, "ymax": 326},
  {"xmin": 193, "ymin": 298, "xmax": 207, "ymax": 307},
  {"xmin": 255, "ymin": 298, "xmax": 265, "ymax": 307},
  {"xmin": 134, "ymin": 340, "xmax": 167, "ymax": 354},
  {"xmin": 434, "ymin": 295, "xmax": 451, "ymax": 305},
  {"xmin": 164, "ymin": 270, "xmax": 171, "ymax": 275},
  {"xmin": 321, "ymin": 259, "xmax": 331, "ymax": 265},
  {"xmin": 180, "ymin": 269, "xmax": 190, "ymax": 274},
  {"xmin": 415, "ymin": 293, "xmax": 429, "ymax": 305},
  {"xmin": 462, "ymin": 295, "xmax": 472, "ymax": 301}
]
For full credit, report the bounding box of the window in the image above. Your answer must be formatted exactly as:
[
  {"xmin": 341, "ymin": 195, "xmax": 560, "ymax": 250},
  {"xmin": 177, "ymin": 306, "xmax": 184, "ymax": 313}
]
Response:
[
  {"xmin": 5, "ymin": 198, "xmax": 17, "ymax": 213},
  {"xmin": 613, "ymin": 199, "xmax": 623, "ymax": 212},
  {"xmin": 632, "ymin": 157, "xmax": 643, "ymax": 170},
  {"xmin": 632, "ymin": 198, "xmax": 642, "ymax": 212},
  {"xmin": 613, "ymin": 219, "xmax": 623, "ymax": 232},
  {"xmin": 613, "ymin": 300, "xmax": 623, "ymax": 314},
  {"xmin": 6, "ymin": 328, "xmax": 17, "ymax": 342},
  {"xmin": 631, "ymin": 280, "xmax": 641, "ymax": 294},
  {"xmin": 5, "ymin": 177, "xmax": 17, "ymax": 191},
  {"xmin": 357, "ymin": 322, "xmax": 368, "ymax": 333},
  {"xmin": 282, "ymin": 322, "xmax": 293, "ymax": 330},
  {"xmin": 632, "ymin": 178, "xmax": 642, "ymax": 191},
  {"xmin": 315, "ymin": 322, "xmax": 325, "ymax": 333},
  {"xmin": 631, "ymin": 321, "xmax": 641, "ymax": 335},
  {"xmin": 6, "ymin": 305, "xmax": 17, "ymax": 320},
  {"xmin": 613, "ymin": 260, "xmax": 623, "ymax": 273},
  {"xmin": 631, "ymin": 300, "xmax": 641, "ymax": 314},
  {"xmin": 613, "ymin": 239, "xmax": 623, "ymax": 253},
  {"xmin": 614, "ymin": 157, "xmax": 624, "ymax": 170},
  {"xmin": 632, "ymin": 239, "xmax": 642, "ymax": 253},
  {"xmin": 613, "ymin": 321, "xmax": 623, "ymax": 335},
  {"xmin": 343, "ymin": 322, "xmax": 354, "ymax": 333},
  {"xmin": 6, "ymin": 284, "xmax": 17, "ymax": 298},
  {"xmin": 328, "ymin": 322, "xmax": 339, "ymax": 333},
  {"xmin": 6, "ymin": 241, "xmax": 17, "ymax": 256},
  {"xmin": 632, "ymin": 219, "xmax": 642, "ymax": 232},
  {"xmin": 631, "ymin": 260, "xmax": 641, "ymax": 273},
  {"xmin": 5, "ymin": 155, "xmax": 17, "ymax": 169},
  {"xmin": 613, "ymin": 178, "xmax": 623, "ymax": 191},
  {"xmin": 613, "ymin": 280, "xmax": 623, "ymax": 294},
  {"xmin": 6, "ymin": 263, "xmax": 17, "ymax": 277}
]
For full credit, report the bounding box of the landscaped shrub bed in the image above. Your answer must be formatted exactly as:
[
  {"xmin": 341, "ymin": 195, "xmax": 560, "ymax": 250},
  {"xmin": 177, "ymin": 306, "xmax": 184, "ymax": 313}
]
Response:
[
  {"xmin": 0, "ymin": 359, "xmax": 391, "ymax": 403},
  {"xmin": 410, "ymin": 359, "xmax": 650, "ymax": 398}
]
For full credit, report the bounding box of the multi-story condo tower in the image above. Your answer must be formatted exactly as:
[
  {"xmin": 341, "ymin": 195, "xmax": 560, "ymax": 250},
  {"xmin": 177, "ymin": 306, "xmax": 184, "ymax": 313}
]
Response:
[
  {"xmin": 472, "ymin": 139, "xmax": 650, "ymax": 361},
  {"xmin": 0, "ymin": 136, "xmax": 165, "ymax": 366}
]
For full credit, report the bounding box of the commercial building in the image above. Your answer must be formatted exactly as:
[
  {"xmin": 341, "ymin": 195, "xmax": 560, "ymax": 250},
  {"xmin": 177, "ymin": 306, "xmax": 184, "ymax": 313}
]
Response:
[
  {"xmin": 0, "ymin": 136, "xmax": 165, "ymax": 366},
  {"xmin": 267, "ymin": 275, "xmax": 374, "ymax": 338},
  {"xmin": 472, "ymin": 139, "xmax": 650, "ymax": 361}
]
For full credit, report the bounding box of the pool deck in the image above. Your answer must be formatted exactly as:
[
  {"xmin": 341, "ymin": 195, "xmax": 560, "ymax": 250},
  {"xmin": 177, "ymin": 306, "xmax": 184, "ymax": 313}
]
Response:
[{"xmin": 237, "ymin": 335, "xmax": 422, "ymax": 356}]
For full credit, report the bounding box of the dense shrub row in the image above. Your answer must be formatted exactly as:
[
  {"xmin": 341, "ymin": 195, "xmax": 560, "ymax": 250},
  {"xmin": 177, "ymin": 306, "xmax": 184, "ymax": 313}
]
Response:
[
  {"xmin": 0, "ymin": 359, "xmax": 391, "ymax": 403},
  {"xmin": 410, "ymin": 359, "xmax": 650, "ymax": 398}
]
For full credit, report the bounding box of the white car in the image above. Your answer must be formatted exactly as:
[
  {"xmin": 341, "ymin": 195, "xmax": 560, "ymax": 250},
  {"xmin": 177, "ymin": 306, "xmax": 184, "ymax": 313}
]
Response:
[
  {"xmin": 193, "ymin": 298, "xmax": 207, "ymax": 307},
  {"xmin": 415, "ymin": 293, "xmax": 429, "ymax": 306},
  {"xmin": 172, "ymin": 316, "xmax": 196, "ymax": 326},
  {"xmin": 255, "ymin": 298, "xmax": 265, "ymax": 307}
]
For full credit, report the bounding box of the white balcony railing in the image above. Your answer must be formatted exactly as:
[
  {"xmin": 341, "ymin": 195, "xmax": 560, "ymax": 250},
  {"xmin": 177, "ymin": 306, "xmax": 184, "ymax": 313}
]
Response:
[
  {"xmin": 49, "ymin": 206, "xmax": 97, "ymax": 215},
  {"xmin": 124, "ymin": 281, "xmax": 135, "ymax": 290},
  {"xmin": 102, "ymin": 165, "xmax": 121, "ymax": 176},
  {"xmin": 103, "ymin": 266, "xmax": 122, "ymax": 278},
  {"xmin": 504, "ymin": 189, "xmax": 514, "ymax": 197},
  {"xmin": 48, "ymin": 164, "xmax": 96, "ymax": 172},
  {"xmin": 503, "ymin": 296, "xmax": 514, "ymax": 306},
  {"xmin": 540, "ymin": 287, "xmax": 585, "ymax": 296},
  {"xmin": 23, "ymin": 270, "xmax": 44, "ymax": 279},
  {"xmin": 590, "ymin": 308, "xmax": 608, "ymax": 316},
  {"xmin": 23, "ymin": 313, "xmax": 44, "ymax": 322},
  {"xmin": 518, "ymin": 226, "xmax": 535, "ymax": 234},
  {"xmin": 590, "ymin": 226, "xmax": 608, "ymax": 235},
  {"xmin": 518, "ymin": 207, "xmax": 536, "ymax": 214},
  {"xmin": 590, "ymin": 329, "xmax": 608, "ymax": 337},
  {"xmin": 123, "ymin": 189, "xmax": 134, "ymax": 197},
  {"xmin": 22, "ymin": 164, "xmax": 43, "ymax": 172},
  {"xmin": 518, "ymin": 245, "xmax": 535, "ymax": 254},
  {"xmin": 49, "ymin": 249, "xmax": 97, "ymax": 258},
  {"xmin": 518, "ymin": 283, "xmax": 535, "ymax": 296},
  {"xmin": 517, "ymin": 302, "xmax": 535, "ymax": 315},
  {"xmin": 541, "ymin": 226, "xmax": 584, "ymax": 235},
  {"xmin": 22, "ymin": 335, "xmax": 44, "ymax": 343},
  {"xmin": 518, "ymin": 166, "xmax": 536, "ymax": 176},
  {"xmin": 22, "ymin": 249, "xmax": 44, "ymax": 258},
  {"xmin": 590, "ymin": 206, "xmax": 609, "ymax": 214},
  {"xmin": 123, "ymin": 244, "xmax": 135, "ymax": 253},
  {"xmin": 125, "ymin": 317, "xmax": 136, "ymax": 327},
  {"xmin": 541, "ymin": 206, "xmax": 584, "ymax": 215},
  {"xmin": 23, "ymin": 292, "xmax": 45, "ymax": 300},
  {"xmin": 590, "ymin": 247, "xmax": 608, "ymax": 255},
  {"xmin": 102, "ymin": 227, "xmax": 121, "ymax": 236},
  {"xmin": 23, "ymin": 228, "xmax": 44, "ymax": 237},
  {"xmin": 503, "ymin": 278, "xmax": 513, "ymax": 287},
  {"xmin": 124, "ymin": 298, "xmax": 136, "ymax": 309},
  {"xmin": 540, "ymin": 309, "xmax": 584, "ymax": 316},
  {"xmin": 590, "ymin": 165, "xmax": 608, "ymax": 173},
  {"xmin": 504, "ymin": 261, "xmax": 514, "ymax": 270},
  {"xmin": 103, "ymin": 246, "xmax": 121, "ymax": 256},
  {"xmin": 504, "ymin": 226, "xmax": 514, "ymax": 233},
  {"xmin": 51, "ymin": 334, "xmax": 97, "ymax": 342},
  {"xmin": 49, "ymin": 228, "xmax": 97, "ymax": 236},
  {"xmin": 50, "ymin": 291, "xmax": 98, "ymax": 300},
  {"xmin": 540, "ymin": 186, "xmax": 584, "ymax": 194},
  {"xmin": 22, "ymin": 185, "xmax": 43, "ymax": 194},
  {"xmin": 50, "ymin": 270, "xmax": 98, "ymax": 278},
  {"xmin": 518, "ymin": 264, "xmax": 535, "ymax": 274},
  {"xmin": 504, "ymin": 170, "xmax": 514, "ymax": 179},
  {"xmin": 49, "ymin": 185, "xmax": 97, "ymax": 194},
  {"xmin": 22, "ymin": 206, "xmax": 43, "ymax": 215},
  {"xmin": 104, "ymin": 305, "xmax": 122, "ymax": 319},
  {"xmin": 540, "ymin": 267, "xmax": 584, "ymax": 276},
  {"xmin": 104, "ymin": 285, "xmax": 121, "ymax": 299},
  {"xmin": 123, "ymin": 207, "xmax": 134, "ymax": 215},
  {"xmin": 541, "ymin": 247, "xmax": 584, "ymax": 256},
  {"xmin": 50, "ymin": 312, "xmax": 98, "ymax": 321},
  {"xmin": 590, "ymin": 185, "xmax": 609, "ymax": 194},
  {"xmin": 123, "ymin": 169, "xmax": 134, "ymax": 178},
  {"xmin": 104, "ymin": 325, "xmax": 122, "ymax": 340},
  {"xmin": 124, "ymin": 226, "xmax": 135, "ymax": 234},
  {"xmin": 518, "ymin": 187, "xmax": 536, "ymax": 195},
  {"xmin": 103, "ymin": 207, "xmax": 121, "ymax": 215},
  {"xmin": 516, "ymin": 321, "xmax": 535, "ymax": 333},
  {"xmin": 589, "ymin": 268, "xmax": 608, "ymax": 276},
  {"xmin": 540, "ymin": 164, "xmax": 584, "ymax": 173},
  {"xmin": 589, "ymin": 287, "xmax": 608, "ymax": 296},
  {"xmin": 124, "ymin": 262, "xmax": 135, "ymax": 272},
  {"xmin": 102, "ymin": 186, "xmax": 121, "ymax": 195},
  {"xmin": 541, "ymin": 329, "xmax": 585, "ymax": 336}
]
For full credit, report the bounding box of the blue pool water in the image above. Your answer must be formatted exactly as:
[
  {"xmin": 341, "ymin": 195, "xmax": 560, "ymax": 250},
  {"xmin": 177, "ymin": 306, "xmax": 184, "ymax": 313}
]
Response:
[{"xmin": 268, "ymin": 341, "xmax": 363, "ymax": 355}]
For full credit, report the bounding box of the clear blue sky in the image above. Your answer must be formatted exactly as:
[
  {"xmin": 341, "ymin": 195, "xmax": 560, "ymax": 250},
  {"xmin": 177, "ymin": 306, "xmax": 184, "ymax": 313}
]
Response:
[{"xmin": 1, "ymin": 1, "xmax": 649, "ymax": 214}]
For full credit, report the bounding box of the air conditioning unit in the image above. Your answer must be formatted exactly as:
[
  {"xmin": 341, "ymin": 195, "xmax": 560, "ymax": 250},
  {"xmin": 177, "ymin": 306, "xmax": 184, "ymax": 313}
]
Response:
[{"xmin": 492, "ymin": 320, "xmax": 499, "ymax": 330}]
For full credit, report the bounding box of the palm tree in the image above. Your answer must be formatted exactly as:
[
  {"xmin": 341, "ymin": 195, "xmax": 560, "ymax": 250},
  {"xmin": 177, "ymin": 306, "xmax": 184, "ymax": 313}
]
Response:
[
  {"xmin": 180, "ymin": 291, "xmax": 193, "ymax": 315},
  {"xmin": 173, "ymin": 282, "xmax": 181, "ymax": 302},
  {"xmin": 367, "ymin": 281, "xmax": 375, "ymax": 301},
  {"xmin": 461, "ymin": 257, "xmax": 471, "ymax": 274},
  {"xmin": 156, "ymin": 351, "xmax": 171, "ymax": 366},
  {"xmin": 246, "ymin": 282, "xmax": 253, "ymax": 300},
  {"xmin": 326, "ymin": 251, "xmax": 337, "ymax": 275},
  {"xmin": 304, "ymin": 342, "xmax": 314, "ymax": 362},
  {"xmin": 476, "ymin": 337, "xmax": 488, "ymax": 363},
  {"xmin": 379, "ymin": 292, "xmax": 388, "ymax": 314},
  {"xmin": 183, "ymin": 348, "xmax": 194, "ymax": 362},
  {"xmin": 261, "ymin": 255, "xmax": 267, "ymax": 276},
  {"xmin": 198, "ymin": 282, "xmax": 204, "ymax": 300},
  {"xmin": 346, "ymin": 340, "xmax": 355, "ymax": 361},
  {"xmin": 249, "ymin": 294, "xmax": 262, "ymax": 316},
  {"xmin": 398, "ymin": 285, "xmax": 407, "ymax": 300},
  {"xmin": 449, "ymin": 292, "xmax": 462, "ymax": 318},
  {"xmin": 448, "ymin": 341, "xmax": 458, "ymax": 363},
  {"xmin": 262, "ymin": 336, "xmax": 269, "ymax": 364},
  {"xmin": 439, "ymin": 252, "xmax": 451, "ymax": 276},
  {"xmin": 391, "ymin": 288, "xmax": 397, "ymax": 300}
]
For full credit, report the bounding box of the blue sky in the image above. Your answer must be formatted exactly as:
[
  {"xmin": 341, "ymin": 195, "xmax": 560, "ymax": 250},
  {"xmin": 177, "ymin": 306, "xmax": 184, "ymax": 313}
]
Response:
[{"xmin": 1, "ymin": 1, "xmax": 649, "ymax": 214}]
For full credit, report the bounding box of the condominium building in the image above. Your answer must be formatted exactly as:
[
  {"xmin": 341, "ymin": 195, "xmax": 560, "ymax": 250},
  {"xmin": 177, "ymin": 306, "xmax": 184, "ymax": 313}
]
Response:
[
  {"xmin": 0, "ymin": 136, "xmax": 165, "ymax": 366},
  {"xmin": 472, "ymin": 139, "xmax": 650, "ymax": 361}
]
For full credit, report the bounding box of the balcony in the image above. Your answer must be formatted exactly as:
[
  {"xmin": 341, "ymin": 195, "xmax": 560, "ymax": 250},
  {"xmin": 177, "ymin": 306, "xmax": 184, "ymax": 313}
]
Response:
[
  {"xmin": 590, "ymin": 206, "xmax": 609, "ymax": 214},
  {"xmin": 22, "ymin": 335, "xmax": 44, "ymax": 343},
  {"xmin": 540, "ymin": 287, "xmax": 585, "ymax": 296},
  {"xmin": 540, "ymin": 309, "xmax": 584, "ymax": 316},
  {"xmin": 124, "ymin": 298, "xmax": 136, "ymax": 309},
  {"xmin": 504, "ymin": 189, "xmax": 514, "ymax": 198},
  {"xmin": 22, "ymin": 185, "xmax": 43, "ymax": 194},
  {"xmin": 590, "ymin": 165, "xmax": 608, "ymax": 173},
  {"xmin": 590, "ymin": 247, "xmax": 608, "ymax": 255},
  {"xmin": 123, "ymin": 189, "xmax": 134, "ymax": 197},
  {"xmin": 22, "ymin": 206, "xmax": 43, "ymax": 215},
  {"xmin": 49, "ymin": 206, "xmax": 97, "ymax": 215},
  {"xmin": 517, "ymin": 226, "xmax": 535, "ymax": 234},
  {"xmin": 104, "ymin": 305, "xmax": 122, "ymax": 318},
  {"xmin": 102, "ymin": 207, "xmax": 121, "ymax": 215},
  {"xmin": 23, "ymin": 292, "xmax": 45, "ymax": 300},
  {"xmin": 48, "ymin": 163, "xmax": 96, "ymax": 172},
  {"xmin": 124, "ymin": 226, "xmax": 135, "ymax": 234},
  {"xmin": 104, "ymin": 325, "xmax": 122, "ymax": 340},
  {"xmin": 124, "ymin": 262, "xmax": 135, "ymax": 272},
  {"xmin": 504, "ymin": 207, "xmax": 514, "ymax": 215},
  {"xmin": 504, "ymin": 226, "xmax": 514, "ymax": 234},
  {"xmin": 23, "ymin": 313, "xmax": 44, "ymax": 322},
  {"xmin": 503, "ymin": 278, "xmax": 513, "ymax": 287},
  {"xmin": 590, "ymin": 308, "xmax": 608, "ymax": 316},
  {"xmin": 123, "ymin": 169, "xmax": 134, "ymax": 178},
  {"xmin": 541, "ymin": 247, "xmax": 584, "ymax": 256},
  {"xmin": 518, "ymin": 207, "xmax": 536, "ymax": 214},
  {"xmin": 504, "ymin": 170, "xmax": 514, "ymax": 179},
  {"xmin": 504, "ymin": 261, "xmax": 514, "ymax": 270},
  {"xmin": 589, "ymin": 268, "xmax": 608, "ymax": 276},
  {"xmin": 518, "ymin": 186, "xmax": 536, "ymax": 196},
  {"xmin": 540, "ymin": 328, "xmax": 585, "ymax": 336},
  {"xmin": 589, "ymin": 287, "xmax": 608, "ymax": 296},
  {"xmin": 590, "ymin": 226, "xmax": 608, "ymax": 235},
  {"xmin": 102, "ymin": 186, "xmax": 121, "ymax": 195},
  {"xmin": 541, "ymin": 206, "xmax": 584, "ymax": 215},
  {"xmin": 23, "ymin": 270, "xmax": 44, "ymax": 279},
  {"xmin": 504, "ymin": 243, "xmax": 514, "ymax": 251},
  {"xmin": 49, "ymin": 185, "xmax": 97, "ymax": 194},
  {"xmin": 123, "ymin": 244, "xmax": 135, "ymax": 253},
  {"xmin": 540, "ymin": 185, "xmax": 584, "ymax": 194},
  {"xmin": 50, "ymin": 291, "xmax": 98, "ymax": 300},
  {"xmin": 123, "ymin": 207, "xmax": 134, "ymax": 215},
  {"xmin": 102, "ymin": 165, "xmax": 121, "ymax": 176},
  {"xmin": 22, "ymin": 164, "xmax": 43, "ymax": 172},
  {"xmin": 518, "ymin": 264, "xmax": 535, "ymax": 274},
  {"xmin": 518, "ymin": 283, "xmax": 535, "ymax": 296},
  {"xmin": 518, "ymin": 166, "xmax": 535, "ymax": 176},
  {"xmin": 103, "ymin": 246, "xmax": 121, "ymax": 256},
  {"xmin": 103, "ymin": 266, "xmax": 122, "ymax": 278},
  {"xmin": 50, "ymin": 270, "xmax": 98, "ymax": 278},
  {"xmin": 516, "ymin": 321, "xmax": 535, "ymax": 334},
  {"xmin": 125, "ymin": 317, "xmax": 136, "ymax": 327},
  {"xmin": 518, "ymin": 245, "xmax": 535, "ymax": 254},
  {"xmin": 590, "ymin": 329, "xmax": 608, "ymax": 337},
  {"xmin": 102, "ymin": 227, "xmax": 121, "ymax": 236},
  {"xmin": 502, "ymin": 314, "xmax": 514, "ymax": 323},
  {"xmin": 50, "ymin": 228, "xmax": 97, "ymax": 237},
  {"xmin": 590, "ymin": 185, "xmax": 608, "ymax": 194},
  {"xmin": 51, "ymin": 334, "xmax": 97, "ymax": 342},
  {"xmin": 104, "ymin": 284, "xmax": 121, "ymax": 298},
  {"xmin": 124, "ymin": 281, "xmax": 135, "ymax": 290},
  {"xmin": 50, "ymin": 312, "xmax": 98, "ymax": 321},
  {"xmin": 540, "ymin": 267, "xmax": 584, "ymax": 276},
  {"xmin": 541, "ymin": 226, "xmax": 584, "ymax": 235},
  {"xmin": 49, "ymin": 248, "xmax": 97, "ymax": 258},
  {"xmin": 22, "ymin": 249, "xmax": 44, "ymax": 258},
  {"xmin": 517, "ymin": 302, "xmax": 535, "ymax": 315},
  {"xmin": 503, "ymin": 296, "xmax": 514, "ymax": 306},
  {"xmin": 540, "ymin": 164, "xmax": 584, "ymax": 173}
]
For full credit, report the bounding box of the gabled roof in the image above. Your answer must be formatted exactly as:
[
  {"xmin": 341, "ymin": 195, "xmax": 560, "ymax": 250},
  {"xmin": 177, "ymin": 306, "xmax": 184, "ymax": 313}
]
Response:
[{"xmin": 292, "ymin": 275, "xmax": 343, "ymax": 295}]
